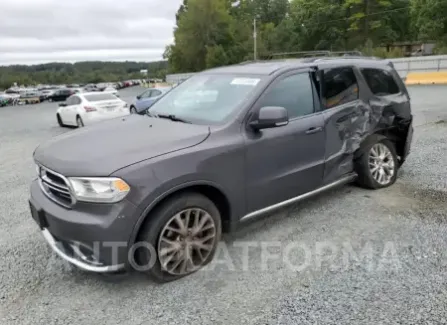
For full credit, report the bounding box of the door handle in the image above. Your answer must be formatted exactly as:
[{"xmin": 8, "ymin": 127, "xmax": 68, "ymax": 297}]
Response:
[{"xmin": 305, "ymin": 126, "xmax": 323, "ymax": 135}]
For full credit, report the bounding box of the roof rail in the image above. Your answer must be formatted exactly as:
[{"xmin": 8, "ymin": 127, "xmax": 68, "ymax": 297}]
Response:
[
  {"xmin": 263, "ymin": 51, "xmax": 331, "ymax": 60},
  {"xmin": 262, "ymin": 50, "xmax": 365, "ymax": 60},
  {"xmin": 330, "ymin": 51, "xmax": 364, "ymax": 56},
  {"xmin": 238, "ymin": 60, "xmax": 258, "ymax": 65}
]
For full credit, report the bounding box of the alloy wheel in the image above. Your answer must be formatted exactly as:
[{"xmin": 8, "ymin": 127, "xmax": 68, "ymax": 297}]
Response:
[
  {"xmin": 368, "ymin": 143, "xmax": 395, "ymax": 185},
  {"xmin": 158, "ymin": 208, "xmax": 217, "ymax": 275}
]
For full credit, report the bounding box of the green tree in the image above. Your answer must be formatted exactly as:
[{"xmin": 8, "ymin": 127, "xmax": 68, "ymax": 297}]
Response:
[
  {"xmin": 206, "ymin": 45, "xmax": 230, "ymax": 67},
  {"xmin": 0, "ymin": 61, "xmax": 168, "ymax": 90},
  {"xmin": 410, "ymin": 0, "xmax": 447, "ymax": 42},
  {"xmin": 166, "ymin": 0, "xmax": 234, "ymax": 72},
  {"xmin": 176, "ymin": 0, "xmax": 189, "ymax": 23}
]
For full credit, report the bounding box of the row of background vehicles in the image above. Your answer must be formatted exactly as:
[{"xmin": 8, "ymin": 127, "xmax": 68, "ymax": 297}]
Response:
[
  {"xmin": 0, "ymin": 79, "xmax": 145, "ymax": 107},
  {"xmin": 56, "ymin": 83, "xmax": 175, "ymax": 127}
]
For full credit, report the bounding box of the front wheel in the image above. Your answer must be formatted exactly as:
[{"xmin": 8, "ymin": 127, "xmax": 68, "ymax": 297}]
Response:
[
  {"xmin": 355, "ymin": 137, "xmax": 398, "ymax": 189},
  {"xmin": 136, "ymin": 193, "xmax": 222, "ymax": 283},
  {"xmin": 130, "ymin": 106, "xmax": 137, "ymax": 114}
]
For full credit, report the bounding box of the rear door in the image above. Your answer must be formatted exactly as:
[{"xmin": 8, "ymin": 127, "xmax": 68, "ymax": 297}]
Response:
[
  {"xmin": 244, "ymin": 69, "xmax": 326, "ymax": 213},
  {"xmin": 319, "ymin": 66, "xmax": 369, "ymax": 184}
]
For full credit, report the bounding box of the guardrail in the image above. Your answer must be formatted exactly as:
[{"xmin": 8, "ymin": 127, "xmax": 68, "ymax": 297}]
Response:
[{"xmin": 389, "ymin": 55, "xmax": 447, "ymax": 78}]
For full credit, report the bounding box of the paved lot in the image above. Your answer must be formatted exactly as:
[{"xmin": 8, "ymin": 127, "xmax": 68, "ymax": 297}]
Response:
[{"xmin": 0, "ymin": 86, "xmax": 446, "ymax": 324}]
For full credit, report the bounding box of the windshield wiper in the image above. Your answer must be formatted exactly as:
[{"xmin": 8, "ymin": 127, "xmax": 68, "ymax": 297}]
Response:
[
  {"xmin": 156, "ymin": 113, "xmax": 192, "ymax": 124},
  {"xmin": 146, "ymin": 111, "xmax": 191, "ymax": 124}
]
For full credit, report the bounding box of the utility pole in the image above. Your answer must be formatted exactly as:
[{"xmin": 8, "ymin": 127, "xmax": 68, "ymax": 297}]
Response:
[{"xmin": 253, "ymin": 17, "xmax": 257, "ymax": 60}]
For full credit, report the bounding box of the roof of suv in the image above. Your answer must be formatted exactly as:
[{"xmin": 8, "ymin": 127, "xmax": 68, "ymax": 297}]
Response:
[{"xmin": 203, "ymin": 56, "xmax": 390, "ymax": 75}]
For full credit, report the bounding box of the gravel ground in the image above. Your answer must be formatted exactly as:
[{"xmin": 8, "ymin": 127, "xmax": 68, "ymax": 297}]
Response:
[{"xmin": 0, "ymin": 86, "xmax": 446, "ymax": 324}]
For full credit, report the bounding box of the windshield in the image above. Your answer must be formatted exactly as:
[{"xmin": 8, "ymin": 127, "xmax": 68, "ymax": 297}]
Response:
[
  {"xmin": 84, "ymin": 93, "xmax": 117, "ymax": 102},
  {"xmin": 149, "ymin": 74, "xmax": 263, "ymax": 124}
]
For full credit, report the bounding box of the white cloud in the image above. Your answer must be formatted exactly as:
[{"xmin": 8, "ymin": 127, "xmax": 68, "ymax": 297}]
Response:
[{"xmin": 0, "ymin": 0, "xmax": 182, "ymax": 65}]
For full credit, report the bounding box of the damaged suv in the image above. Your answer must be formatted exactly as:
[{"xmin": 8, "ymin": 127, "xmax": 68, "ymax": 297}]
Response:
[{"xmin": 29, "ymin": 56, "xmax": 413, "ymax": 282}]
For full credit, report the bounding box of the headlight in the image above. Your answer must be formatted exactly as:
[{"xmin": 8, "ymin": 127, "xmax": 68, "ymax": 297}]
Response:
[{"xmin": 68, "ymin": 177, "xmax": 130, "ymax": 203}]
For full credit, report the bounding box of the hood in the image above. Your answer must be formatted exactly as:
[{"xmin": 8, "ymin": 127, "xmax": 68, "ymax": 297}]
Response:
[{"xmin": 34, "ymin": 115, "xmax": 210, "ymax": 176}]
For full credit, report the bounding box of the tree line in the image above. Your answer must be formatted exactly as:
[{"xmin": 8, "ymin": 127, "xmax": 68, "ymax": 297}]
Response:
[
  {"xmin": 0, "ymin": 61, "xmax": 168, "ymax": 90},
  {"xmin": 164, "ymin": 0, "xmax": 447, "ymax": 73}
]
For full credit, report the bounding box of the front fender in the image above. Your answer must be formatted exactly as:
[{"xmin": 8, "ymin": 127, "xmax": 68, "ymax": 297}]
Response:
[{"xmin": 127, "ymin": 179, "xmax": 232, "ymax": 246}]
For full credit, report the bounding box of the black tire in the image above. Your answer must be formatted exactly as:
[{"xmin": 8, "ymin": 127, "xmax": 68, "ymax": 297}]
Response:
[
  {"xmin": 57, "ymin": 114, "xmax": 65, "ymax": 127},
  {"xmin": 136, "ymin": 192, "xmax": 222, "ymax": 283},
  {"xmin": 354, "ymin": 136, "xmax": 398, "ymax": 189},
  {"xmin": 76, "ymin": 115, "xmax": 84, "ymax": 128},
  {"xmin": 130, "ymin": 106, "xmax": 137, "ymax": 114}
]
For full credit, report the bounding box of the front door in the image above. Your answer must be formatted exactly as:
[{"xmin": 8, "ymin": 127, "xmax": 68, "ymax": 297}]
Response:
[
  {"xmin": 136, "ymin": 90, "xmax": 153, "ymax": 111},
  {"xmin": 244, "ymin": 70, "xmax": 326, "ymax": 213}
]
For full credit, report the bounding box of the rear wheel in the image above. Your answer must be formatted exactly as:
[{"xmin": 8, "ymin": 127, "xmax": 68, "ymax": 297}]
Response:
[
  {"xmin": 355, "ymin": 137, "xmax": 398, "ymax": 189},
  {"xmin": 76, "ymin": 115, "xmax": 84, "ymax": 128},
  {"xmin": 136, "ymin": 192, "xmax": 222, "ymax": 283}
]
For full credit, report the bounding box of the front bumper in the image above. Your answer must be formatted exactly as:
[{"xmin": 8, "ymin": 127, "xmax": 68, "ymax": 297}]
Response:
[
  {"xmin": 29, "ymin": 179, "xmax": 141, "ymax": 272},
  {"xmin": 41, "ymin": 228, "xmax": 123, "ymax": 272}
]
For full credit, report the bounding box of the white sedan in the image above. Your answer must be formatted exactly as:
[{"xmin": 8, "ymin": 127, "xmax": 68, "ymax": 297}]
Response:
[{"xmin": 56, "ymin": 92, "xmax": 128, "ymax": 128}]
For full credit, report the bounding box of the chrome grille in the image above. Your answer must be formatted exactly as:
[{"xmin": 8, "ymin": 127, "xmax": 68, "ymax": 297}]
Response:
[{"xmin": 38, "ymin": 165, "xmax": 74, "ymax": 207}]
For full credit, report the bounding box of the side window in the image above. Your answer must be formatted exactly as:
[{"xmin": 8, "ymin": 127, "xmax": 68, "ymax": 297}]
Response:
[
  {"xmin": 257, "ymin": 73, "xmax": 314, "ymax": 119},
  {"xmin": 144, "ymin": 90, "xmax": 153, "ymax": 98},
  {"xmin": 66, "ymin": 96, "xmax": 74, "ymax": 105},
  {"xmin": 322, "ymin": 67, "xmax": 359, "ymax": 109},
  {"xmin": 72, "ymin": 96, "xmax": 81, "ymax": 105},
  {"xmin": 361, "ymin": 68, "xmax": 400, "ymax": 96},
  {"xmin": 152, "ymin": 90, "xmax": 162, "ymax": 97}
]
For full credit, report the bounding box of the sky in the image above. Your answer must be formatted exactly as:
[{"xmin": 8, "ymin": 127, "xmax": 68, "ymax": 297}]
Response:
[{"xmin": 0, "ymin": 0, "xmax": 182, "ymax": 66}]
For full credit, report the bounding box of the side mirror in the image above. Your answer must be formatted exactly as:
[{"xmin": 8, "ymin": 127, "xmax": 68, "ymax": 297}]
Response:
[
  {"xmin": 249, "ymin": 106, "xmax": 289, "ymax": 130},
  {"xmin": 136, "ymin": 95, "xmax": 141, "ymax": 100},
  {"xmin": 58, "ymin": 102, "xmax": 67, "ymax": 107}
]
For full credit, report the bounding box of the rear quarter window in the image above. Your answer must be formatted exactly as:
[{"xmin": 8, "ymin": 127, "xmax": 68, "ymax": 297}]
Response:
[{"xmin": 361, "ymin": 68, "xmax": 400, "ymax": 96}]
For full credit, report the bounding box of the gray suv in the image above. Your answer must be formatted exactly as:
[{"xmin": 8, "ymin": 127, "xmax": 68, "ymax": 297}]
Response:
[{"xmin": 29, "ymin": 57, "xmax": 413, "ymax": 282}]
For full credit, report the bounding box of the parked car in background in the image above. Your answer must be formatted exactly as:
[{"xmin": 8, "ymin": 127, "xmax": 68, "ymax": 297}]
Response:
[
  {"xmin": 39, "ymin": 89, "xmax": 56, "ymax": 101},
  {"xmin": 5, "ymin": 88, "xmax": 20, "ymax": 95},
  {"xmin": 84, "ymin": 84, "xmax": 100, "ymax": 92},
  {"xmin": 56, "ymin": 92, "xmax": 128, "ymax": 128},
  {"xmin": 47, "ymin": 89, "xmax": 76, "ymax": 102},
  {"xmin": 19, "ymin": 90, "xmax": 41, "ymax": 104},
  {"xmin": 130, "ymin": 87, "xmax": 171, "ymax": 114},
  {"xmin": 103, "ymin": 86, "xmax": 119, "ymax": 96}
]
